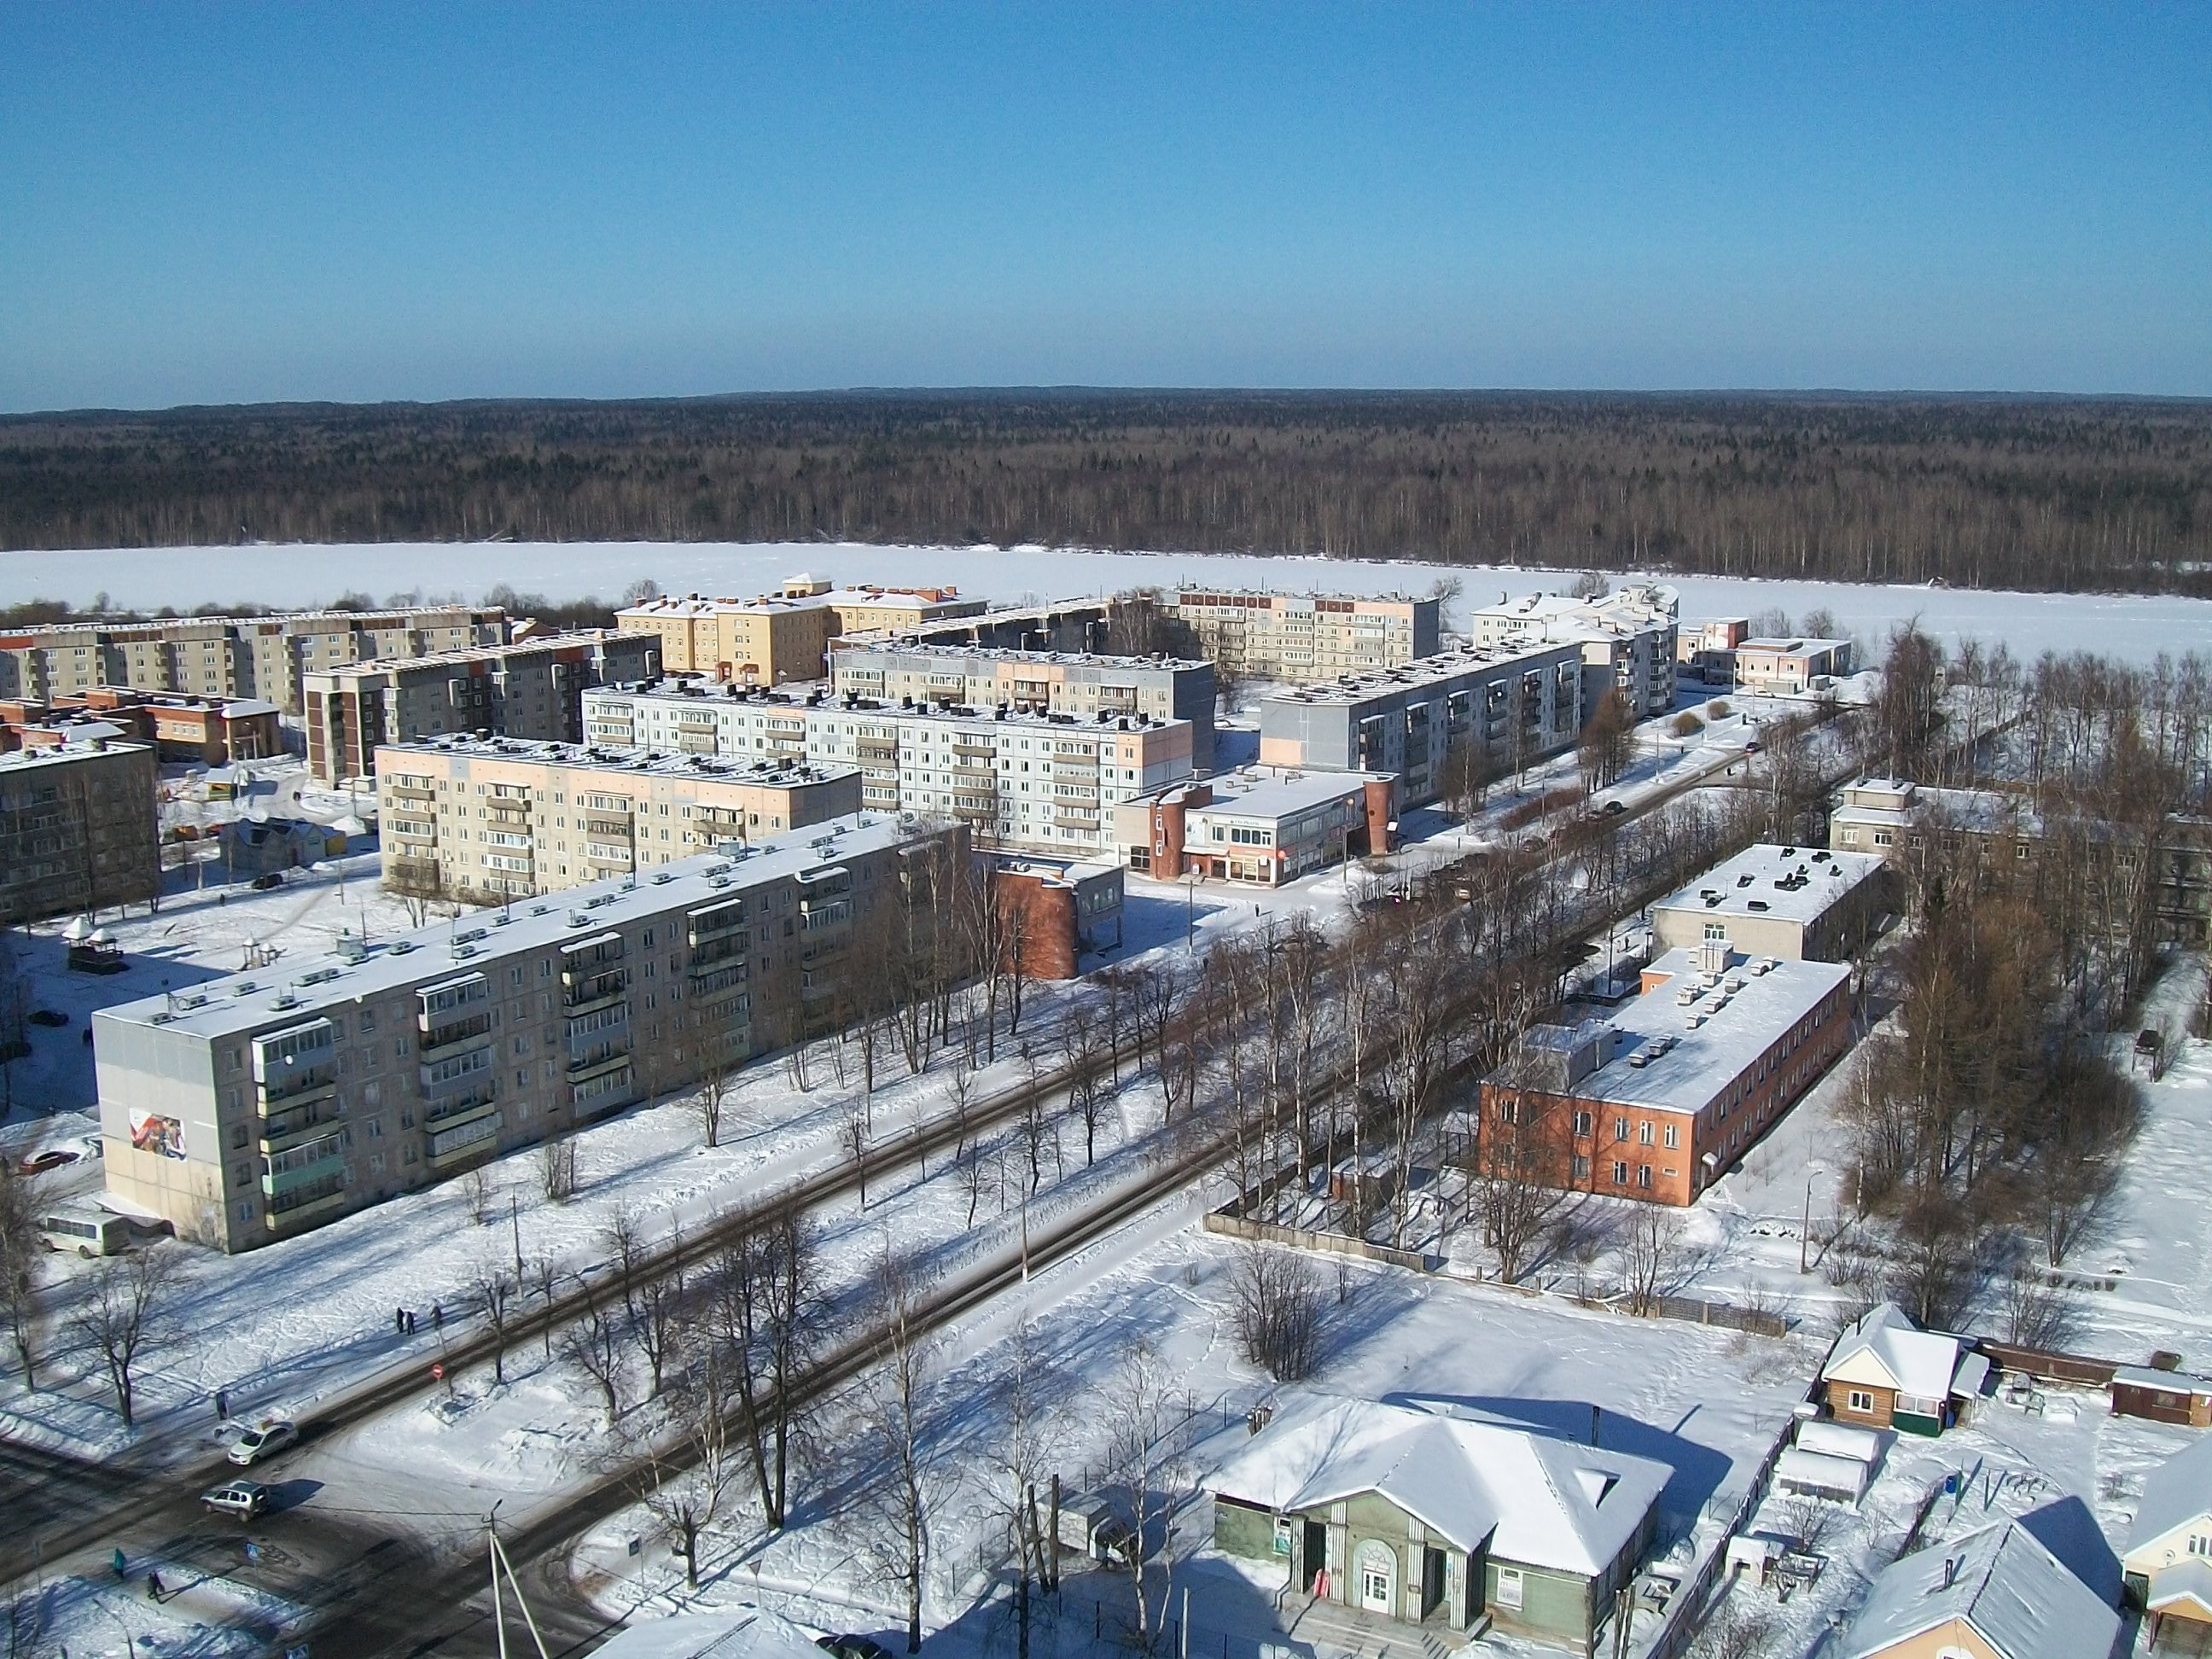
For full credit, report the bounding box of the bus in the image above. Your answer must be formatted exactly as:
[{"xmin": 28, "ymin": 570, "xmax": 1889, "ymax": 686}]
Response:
[{"xmin": 39, "ymin": 1210, "xmax": 133, "ymax": 1258}]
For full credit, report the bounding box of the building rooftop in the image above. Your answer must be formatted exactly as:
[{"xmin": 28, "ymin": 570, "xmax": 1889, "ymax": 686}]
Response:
[
  {"xmin": 1171, "ymin": 586, "xmax": 1425, "ymax": 605},
  {"xmin": 0, "ymin": 738, "xmax": 150, "ymax": 774},
  {"xmin": 92, "ymin": 813, "xmax": 928, "ymax": 1044},
  {"xmin": 592, "ymin": 676, "xmax": 1184, "ymax": 735},
  {"xmin": 1259, "ymin": 638, "xmax": 1579, "ymax": 708},
  {"xmin": 1511, "ymin": 946, "xmax": 1850, "ymax": 1116},
  {"xmin": 1738, "ymin": 636, "xmax": 1852, "ymax": 654},
  {"xmin": 832, "ymin": 639, "xmax": 1205, "ymax": 672},
  {"xmin": 306, "ymin": 631, "xmax": 632, "ymax": 680},
  {"xmin": 378, "ymin": 733, "xmax": 859, "ymax": 787},
  {"xmin": 1842, "ymin": 1519, "xmax": 2117, "ymax": 1659},
  {"xmin": 2127, "ymin": 1432, "xmax": 2212, "ymax": 1555},
  {"xmin": 1186, "ymin": 767, "xmax": 1384, "ymax": 822},
  {"xmin": 1653, "ymin": 843, "xmax": 1889, "ymax": 928},
  {"xmin": 620, "ymin": 585, "xmax": 964, "ymax": 621},
  {"xmin": 1, "ymin": 604, "xmax": 500, "ymax": 639}
]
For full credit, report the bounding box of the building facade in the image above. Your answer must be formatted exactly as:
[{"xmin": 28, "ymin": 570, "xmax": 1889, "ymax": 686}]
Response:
[
  {"xmin": 302, "ymin": 631, "xmax": 661, "ymax": 785},
  {"xmin": 1478, "ymin": 942, "xmax": 1853, "ymax": 1207},
  {"xmin": 1466, "ymin": 585, "xmax": 1680, "ymax": 718},
  {"xmin": 376, "ymin": 736, "xmax": 864, "ymax": 899},
  {"xmin": 1256, "ymin": 641, "xmax": 1584, "ymax": 808},
  {"xmin": 987, "ymin": 858, "xmax": 1125, "ymax": 977},
  {"xmin": 828, "ymin": 641, "xmax": 1218, "ymax": 771},
  {"xmin": 0, "ymin": 688, "xmax": 282, "ymax": 765},
  {"xmin": 1650, "ymin": 842, "xmax": 1896, "ymax": 962},
  {"xmin": 583, "ymin": 678, "xmax": 1196, "ymax": 859},
  {"xmin": 1732, "ymin": 637, "xmax": 1855, "ymax": 695},
  {"xmin": 1159, "ymin": 589, "xmax": 1440, "ymax": 684},
  {"xmin": 615, "ymin": 580, "xmax": 985, "ymax": 686},
  {"xmin": 94, "ymin": 815, "xmax": 962, "ymax": 1251},
  {"xmin": 0, "ymin": 605, "xmax": 506, "ymax": 716},
  {"xmin": 0, "ymin": 740, "xmax": 162, "ymax": 926},
  {"xmin": 1116, "ymin": 769, "xmax": 1394, "ymax": 886}
]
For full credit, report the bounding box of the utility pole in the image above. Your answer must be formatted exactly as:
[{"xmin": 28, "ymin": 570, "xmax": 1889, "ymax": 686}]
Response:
[{"xmin": 1800, "ymin": 1174, "xmax": 1813, "ymax": 1274}]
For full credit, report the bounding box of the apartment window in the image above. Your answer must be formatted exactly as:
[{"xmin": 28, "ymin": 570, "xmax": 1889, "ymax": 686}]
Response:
[
  {"xmin": 1703, "ymin": 922, "xmax": 1726, "ymax": 941},
  {"xmin": 230, "ymin": 1124, "xmax": 248, "ymax": 1150},
  {"xmin": 1638, "ymin": 1121, "xmax": 1655, "ymax": 1145},
  {"xmin": 1571, "ymin": 1111, "xmax": 1592, "ymax": 1137},
  {"xmin": 236, "ymin": 1201, "xmax": 257, "ymax": 1225},
  {"xmin": 1570, "ymin": 1154, "xmax": 1591, "ymax": 1179},
  {"xmin": 1496, "ymin": 1098, "xmax": 1518, "ymax": 1126},
  {"xmin": 1663, "ymin": 1123, "xmax": 1679, "ymax": 1150},
  {"xmin": 1494, "ymin": 1569, "xmax": 1524, "ymax": 1611},
  {"xmin": 232, "ymin": 1163, "xmax": 249, "ymax": 1188},
  {"xmin": 1614, "ymin": 1117, "xmax": 1629, "ymax": 1142},
  {"xmin": 1847, "ymin": 1389, "xmax": 1875, "ymax": 1414},
  {"xmin": 1637, "ymin": 1165, "xmax": 1653, "ymax": 1189},
  {"xmin": 1611, "ymin": 1161, "xmax": 1628, "ymax": 1185}
]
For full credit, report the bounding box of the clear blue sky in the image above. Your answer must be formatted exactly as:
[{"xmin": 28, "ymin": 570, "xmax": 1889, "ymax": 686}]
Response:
[{"xmin": 3, "ymin": 3, "xmax": 2207, "ymax": 411}]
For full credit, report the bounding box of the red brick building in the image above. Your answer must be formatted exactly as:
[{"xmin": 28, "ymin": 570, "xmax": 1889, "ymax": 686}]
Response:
[
  {"xmin": 989, "ymin": 859, "xmax": 1125, "ymax": 979},
  {"xmin": 0, "ymin": 687, "xmax": 281, "ymax": 765},
  {"xmin": 1477, "ymin": 941, "xmax": 1853, "ymax": 1207},
  {"xmin": 1117, "ymin": 768, "xmax": 1394, "ymax": 887}
]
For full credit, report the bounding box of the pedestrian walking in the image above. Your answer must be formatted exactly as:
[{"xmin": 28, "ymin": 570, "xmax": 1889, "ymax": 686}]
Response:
[
  {"xmin": 147, "ymin": 1569, "xmax": 165, "ymax": 1602},
  {"xmin": 431, "ymin": 1303, "xmax": 442, "ymax": 1330},
  {"xmin": 215, "ymin": 1388, "xmax": 229, "ymax": 1421},
  {"xmin": 111, "ymin": 1546, "xmax": 126, "ymax": 1581},
  {"xmin": 406, "ymin": 1310, "xmax": 417, "ymax": 1335},
  {"xmin": 393, "ymin": 1306, "xmax": 405, "ymax": 1334}
]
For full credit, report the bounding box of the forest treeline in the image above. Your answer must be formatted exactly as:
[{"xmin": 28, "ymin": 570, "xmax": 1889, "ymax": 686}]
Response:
[{"xmin": 3, "ymin": 391, "xmax": 2209, "ymax": 596}]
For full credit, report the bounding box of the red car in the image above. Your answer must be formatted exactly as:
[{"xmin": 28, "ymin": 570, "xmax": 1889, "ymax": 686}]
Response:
[{"xmin": 18, "ymin": 1148, "xmax": 79, "ymax": 1175}]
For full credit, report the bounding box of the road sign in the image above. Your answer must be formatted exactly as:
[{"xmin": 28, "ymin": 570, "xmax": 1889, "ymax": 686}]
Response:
[{"xmin": 431, "ymin": 1362, "xmax": 445, "ymax": 1382}]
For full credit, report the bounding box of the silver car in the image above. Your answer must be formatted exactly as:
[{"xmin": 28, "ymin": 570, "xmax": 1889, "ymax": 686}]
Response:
[
  {"xmin": 201, "ymin": 1479, "xmax": 271, "ymax": 1519},
  {"xmin": 227, "ymin": 1420, "xmax": 297, "ymax": 1466}
]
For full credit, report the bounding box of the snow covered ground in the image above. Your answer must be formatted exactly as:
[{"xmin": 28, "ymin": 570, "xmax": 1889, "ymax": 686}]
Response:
[{"xmin": 7, "ymin": 539, "xmax": 2211, "ymax": 667}]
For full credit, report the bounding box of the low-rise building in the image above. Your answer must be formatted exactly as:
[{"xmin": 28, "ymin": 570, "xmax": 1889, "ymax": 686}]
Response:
[
  {"xmin": 1160, "ymin": 589, "xmax": 1440, "ymax": 684},
  {"xmin": 1819, "ymin": 1303, "xmax": 1982, "ymax": 1436},
  {"xmin": 303, "ymin": 631, "xmax": 661, "ymax": 785},
  {"xmin": 1116, "ymin": 768, "xmax": 1394, "ymax": 885},
  {"xmin": 1206, "ymin": 1394, "xmax": 1670, "ymax": 1652},
  {"xmin": 987, "ymin": 858, "xmax": 1125, "ymax": 977},
  {"xmin": 0, "ymin": 688, "xmax": 282, "ymax": 765},
  {"xmin": 582, "ymin": 678, "xmax": 1196, "ymax": 859},
  {"xmin": 615, "ymin": 579, "xmax": 984, "ymax": 686},
  {"xmin": 1732, "ymin": 636, "xmax": 1854, "ymax": 695},
  {"xmin": 93, "ymin": 813, "xmax": 962, "ymax": 1250},
  {"xmin": 828, "ymin": 641, "xmax": 1217, "ymax": 771},
  {"xmin": 1478, "ymin": 941, "xmax": 1853, "ymax": 1207},
  {"xmin": 0, "ymin": 740, "xmax": 162, "ymax": 926},
  {"xmin": 1650, "ymin": 842, "xmax": 1896, "ymax": 963},
  {"xmin": 1843, "ymin": 1518, "xmax": 2117, "ymax": 1659},
  {"xmin": 1257, "ymin": 640, "xmax": 1584, "ymax": 807},
  {"xmin": 375, "ymin": 736, "xmax": 864, "ymax": 899},
  {"xmin": 1676, "ymin": 617, "xmax": 1749, "ymax": 683},
  {"xmin": 1466, "ymin": 584, "xmax": 1679, "ymax": 717},
  {"xmin": 2122, "ymin": 1435, "xmax": 2212, "ymax": 1648},
  {"xmin": 0, "ymin": 605, "xmax": 506, "ymax": 715}
]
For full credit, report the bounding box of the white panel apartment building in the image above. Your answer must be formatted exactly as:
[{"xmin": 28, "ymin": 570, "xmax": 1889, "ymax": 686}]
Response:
[
  {"xmin": 583, "ymin": 678, "xmax": 1195, "ymax": 858},
  {"xmin": 93, "ymin": 814, "xmax": 958, "ymax": 1251},
  {"xmin": 1466, "ymin": 584, "xmax": 1680, "ymax": 717},
  {"xmin": 1157, "ymin": 589, "xmax": 1441, "ymax": 684}
]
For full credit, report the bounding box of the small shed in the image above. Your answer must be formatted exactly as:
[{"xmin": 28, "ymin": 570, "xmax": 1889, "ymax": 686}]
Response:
[
  {"xmin": 1795, "ymin": 1420, "xmax": 1883, "ymax": 1466},
  {"xmin": 1774, "ymin": 1447, "xmax": 1871, "ymax": 1502},
  {"xmin": 2111, "ymin": 1366, "xmax": 2212, "ymax": 1428}
]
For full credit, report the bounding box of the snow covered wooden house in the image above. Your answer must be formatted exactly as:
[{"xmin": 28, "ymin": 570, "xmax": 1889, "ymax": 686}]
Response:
[
  {"xmin": 1820, "ymin": 1302, "xmax": 1987, "ymax": 1437},
  {"xmin": 2123, "ymin": 1435, "xmax": 2212, "ymax": 1652},
  {"xmin": 1842, "ymin": 1519, "xmax": 2119, "ymax": 1659}
]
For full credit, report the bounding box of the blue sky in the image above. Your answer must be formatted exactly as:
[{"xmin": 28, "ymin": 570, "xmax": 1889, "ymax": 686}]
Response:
[{"xmin": 3, "ymin": 3, "xmax": 2207, "ymax": 410}]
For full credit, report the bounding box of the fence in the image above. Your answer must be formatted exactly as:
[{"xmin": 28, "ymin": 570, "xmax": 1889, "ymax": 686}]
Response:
[
  {"xmin": 1972, "ymin": 1340, "xmax": 2119, "ymax": 1389},
  {"xmin": 1635, "ymin": 1413, "xmax": 1799, "ymax": 1659},
  {"xmin": 1650, "ymin": 1295, "xmax": 1790, "ymax": 1341},
  {"xmin": 1202, "ymin": 1210, "xmax": 1439, "ymax": 1275}
]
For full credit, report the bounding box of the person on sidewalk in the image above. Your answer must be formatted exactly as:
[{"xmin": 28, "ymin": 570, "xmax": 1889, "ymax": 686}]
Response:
[{"xmin": 147, "ymin": 1569, "xmax": 165, "ymax": 1602}]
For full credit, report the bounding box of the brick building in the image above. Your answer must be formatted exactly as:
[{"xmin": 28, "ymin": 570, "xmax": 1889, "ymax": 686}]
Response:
[
  {"xmin": 0, "ymin": 688, "xmax": 281, "ymax": 765},
  {"xmin": 988, "ymin": 858, "xmax": 1125, "ymax": 978},
  {"xmin": 1158, "ymin": 588, "xmax": 1439, "ymax": 684},
  {"xmin": 1116, "ymin": 768, "xmax": 1394, "ymax": 886}
]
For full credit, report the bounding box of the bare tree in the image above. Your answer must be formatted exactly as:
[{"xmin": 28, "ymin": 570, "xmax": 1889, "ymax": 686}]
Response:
[
  {"xmin": 0, "ymin": 1169, "xmax": 45, "ymax": 1386},
  {"xmin": 1618, "ymin": 1206, "xmax": 1685, "ymax": 1317},
  {"xmin": 958, "ymin": 1140, "xmax": 989, "ymax": 1229},
  {"xmin": 634, "ymin": 1256, "xmax": 684, "ymax": 1400},
  {"xmin": 694, "ymin": 1062, "xmax": 730, "ymax": 1150},
  {"xmin": 1228, "ymin": 1243, "xmax": 1324, "ymax": 1381},
  {"xmin": 1474, "ymin": 1087, "xmax": 1569, "ymax": 1284},
  {"xmin": 1097, "ymin": 1342, "xmax": 1190, "ymax": 1649},
  {"xmin": 605, "ymin": 1207, "xmax": 645, "ymax": 1323},
  {"xmin": 473, "ymin": 1262, "xmax": 517, "ymax": 1385},
  {"xmin": 2000, "ymin": 1272, "xmax": 2079, "ymax": 1352},
  {"xmin": 562, "ymin": 1290, "xmax": 624, "ymax": 1419},
  {"xmin": 633, "ymin": 1357, "xmax": 736, "ymax": 1590},
  {"xmin": 538, "ymin": 1136, "xmax": 579, "ymax": 1203},
  {"xmin": 844, "ymin": 1112, "xmax": 870, "ymax": 1208},
  {"xmin": 463, "ymin": 1162, "xmax": 495, "ymax": 1226},
  {"xmin": 856, "ymin": 1241, "xmax": 936, "ymax": 1654},
  {"xmin": 713, "ymin": 1212, "xmax": 818, "ymax": 1529},
  {"xmin": 70, "ymin": 1244, "xmax": 180, "ymax": 1428}
]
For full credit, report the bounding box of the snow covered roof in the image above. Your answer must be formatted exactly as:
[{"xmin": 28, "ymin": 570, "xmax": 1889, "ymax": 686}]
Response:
[
  {"xmin": 1205, "ymin": 1394, "xmax": 1670, "ymax": 1576},
  {"xmin": 1820, "ymin": 1303, "xmax": 1962, "ymax": 1400},
  {"xmin": 2146, "ymin": 1558, "xmax": 2212, "ymax": 1618},
  {"xmin": 2126, "ymin": 1433, "xmax": 2212, "ymax": 1556},
  {"xmin": 1652, "ymin": 843, "xmax": 1889, "ymax": 929},
  {"xmin": 1842, "ymin": 1521, "xmax": 2117, "ymax": 1659},
  {"xmin": 591, "ymin": 1608, "xmax": 829, "ymax": 1659}
]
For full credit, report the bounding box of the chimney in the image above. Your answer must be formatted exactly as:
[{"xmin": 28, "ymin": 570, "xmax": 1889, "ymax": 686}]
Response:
[{"xmin": 1941, "ymin": 1556, "xmax": 1960, "ymax": 1589}]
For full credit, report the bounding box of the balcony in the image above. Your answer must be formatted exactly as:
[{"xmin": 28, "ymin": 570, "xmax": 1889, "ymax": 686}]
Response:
[
  {"xmin": 417, "ymin": 1010, "xmax": 493, "ymax": 1057},
  {"xmin": 257, "ymin": 1071, "xmax": 338, "ymax": 1111},
  {"xmin": 384, "ymin": 778, "xmax": 436, "ymax": 800},
  {"xmin": 259, "ymin": 1109, "xmax": 343, "ymax": 1155},
  {"xmin": 265, "ymin": 1185, "xmax": 350, "ymax": 1230},
  {"xmin": 424, "ymin": 1091, "xmax": 498, "ymax": 1136},
  {"xmin": 567, "ymin": 1046, "xmax": 632, "ymax": 1085},
  {"xmin": 562, "ymin": 968, "xmax": 629, "ymax": 1012}
]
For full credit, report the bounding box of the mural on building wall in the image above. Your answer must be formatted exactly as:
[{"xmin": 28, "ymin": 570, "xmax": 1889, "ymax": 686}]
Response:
[{"xmin": 128, "ymin": 1109, "xmax": 186, "ymax": 1160}]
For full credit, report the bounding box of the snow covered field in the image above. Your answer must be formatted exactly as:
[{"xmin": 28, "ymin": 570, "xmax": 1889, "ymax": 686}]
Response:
[{"xmin": 7, "ymin": 538, "xmax": 2211, "ymax": 667}]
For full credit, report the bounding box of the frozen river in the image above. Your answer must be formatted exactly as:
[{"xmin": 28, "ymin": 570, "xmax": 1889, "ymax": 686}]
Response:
[{"xmin": 3, "ymin": 539, "xmax": 2207, "ymax": 666}]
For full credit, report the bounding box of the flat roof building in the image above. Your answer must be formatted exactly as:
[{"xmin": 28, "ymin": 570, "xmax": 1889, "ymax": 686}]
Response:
[
  {"xmin": 1479, "ymin": 941, "xmax": 1853, "ymax": 1207},
  {"xmin": 93, "ymin": 812, "xmax": 963, "ymax": 1250},
  {"xmin": 1467, "ymin": 584, "xmax": 1680, "ymax": 717},
  {"xmin": 987, "ymin": 857, "xmax": 1125, "ymax": 978},
  {"xmin": 1732, "ymin": 637, "xmax": 1854, "ymax": 695},
  {"xmin": 1159, "ymin": 589, "xmax": 1440, "ymax": 685},
  {"xmin": 302, "ymin": 630, "xmax": 661, "ymax": 785},
  {"xmin": 615, "ymin": 580, "xmax": 986, "ymax": 687},
  {"xmin": 1115, "ymin": 766, "xmax": 1394, "ymax": 887},
  {"xmin": 0, "ymin": 687, "xmax": 282, "ymax": 765},
  {"xmin": 829, "ymin": 640, "xmax": 1217, "ymax": 771},
  {"xmin": 1650, "ymin": 842, "xmax": 1896, "ymax": 963},
  {"xmin": 376, "ymin": 735, "xmax": 864, "ymax": 900},
  {"xmin": 0, "ymin": 739, "xmax": 161, "ymax": 926},
  {"xmin": 1256, "ymin": 639, "xmax": 1584, "ymax": 808},
  {"xmin": 583, "ymin": 677, "xmax": 1196, "ymax": 859}
]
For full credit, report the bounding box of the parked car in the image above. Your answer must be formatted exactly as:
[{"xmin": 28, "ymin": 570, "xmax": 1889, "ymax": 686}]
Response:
[
  {"xmin": 249, "ymin": 871, "xmax": 286, "ymax": 891},
  {"xmin": 816, "ymin": 1639, "xmax": 895, "ymax": 1659},
  {"xmin": 1743, "ymin": 739, "xmax": 1763, "ymax": 753},
  {"xmin": 201, "ymin": 1479, "xmax": 271, "ymax": 1520},
  {"xmin": 228, "ymin": 1419, "xmax": 297, "ymax": 1466},
  {"xmin": 17, "ymin": 1148, "xmax": 79, "ymax": 1175},
  {"xmin": 1602, "ymin": 799, "xmax": 1627, "ymax": 816},
  {"xmin": 26, "ymin": 1009, "xmax": 67, "ymax": 1027}
]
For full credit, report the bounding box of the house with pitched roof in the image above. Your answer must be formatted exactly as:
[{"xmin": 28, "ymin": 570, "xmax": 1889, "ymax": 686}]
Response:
[
  {"xmin": 1842, "ymin": 1519, "xmax": 2118, "ymax": 1659},
  {"xmin": 1204, "ymin": 1395, "xmax": 1670, "ymax": 1654},
  {"xmin": 1820, "ymin": 1303, "xmax": 1988, "ymax": 1436},
  {"xmin": 2124, "ymin": 1435, "xmax": 2212, "ymax": 1652}
]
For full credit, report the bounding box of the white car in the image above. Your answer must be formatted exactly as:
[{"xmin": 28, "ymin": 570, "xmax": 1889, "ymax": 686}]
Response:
[{"xmin": 227, "ymin": 1419, "xmax": 297, "ymax": 1466}]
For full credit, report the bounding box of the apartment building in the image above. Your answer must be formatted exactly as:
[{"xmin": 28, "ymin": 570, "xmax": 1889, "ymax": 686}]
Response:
[
  {"xmin": 829, "ymin": 641, "xmax": 1217, "ymax": 771},
  {"xmin": 0, "ymin": 740, "xmax": 162, "ymax": 925},
  {"xmin": 616, "ymin": 579, "xmax": 985, "ymax": 686},
  {"xmin": 1466, "ymin": 584, "xmax": 1680, "ymax": 717},
  {"xmin": 93, "ymin": 814, "xmax": 962, "ymax": 1251},
  {"xmin": 1158, "ymin": 589, "xmax": 1440, "ymax": 684},
  {"xmin": 582, "ymin": 678, "xmax": 1196, "ymax": 858},
  {"xmin": 1255, "ymin": 640, "xmax": 1584, "ymax": 807},
  {"xmin": 0, "ymin": 688, "xmax": 282, "ymax": 765},
  {"xmin": 1478, "ymin": 941, "xmax": 1854, "ymax": 1207},
  {"xmin": 302, "ymin": 631, "xmax": 661, "ymax": 785},
  {"xmin": 1733, "ymin": 637, "xmax": 1855, "ymax": 695},
  {"xmin": 1117, "ymin": 768, "xmax": 1394, "ymax": 886},
  {"xmin": 376, "ymin": 736, "xmax": 864, "ymax": 899},
  {"xmin": 1650, "ymin": 842, "xmax": 1896, "ymax": 962},
  {"xmin": 0, "ymin": 605, "xmax": 506, "ymax": 716}
]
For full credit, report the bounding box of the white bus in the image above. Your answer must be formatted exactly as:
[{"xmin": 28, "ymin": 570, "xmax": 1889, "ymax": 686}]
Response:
[{"xmin": 39, "ymin": 1210, "xmax": 133, "ymax": 1258}]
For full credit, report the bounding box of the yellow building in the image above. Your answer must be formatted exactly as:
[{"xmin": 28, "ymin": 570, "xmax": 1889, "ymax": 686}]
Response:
[{"xmin": 616, "ymin": 579, "xmax": 985, "ymax": 685}]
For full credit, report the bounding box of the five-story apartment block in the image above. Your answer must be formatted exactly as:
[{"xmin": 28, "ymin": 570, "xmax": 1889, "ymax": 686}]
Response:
[{"xmin": 1158, "ymin": 590, "xmax": 1439, "ymax": 684}]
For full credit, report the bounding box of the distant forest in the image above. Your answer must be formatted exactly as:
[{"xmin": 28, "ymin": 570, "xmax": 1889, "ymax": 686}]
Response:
[{"xmin": 3, "ymin": 391, "xmax": 2209, "ymax": 596}]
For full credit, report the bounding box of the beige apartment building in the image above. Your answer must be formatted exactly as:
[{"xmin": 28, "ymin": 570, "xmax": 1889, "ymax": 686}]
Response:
[
  {"xmin": 0, "ymin": 605, "xmax": 507, "ymax": 716},
  {"xmin": 302, "ymin": 631, "xmax": 661, "ymax": 785},
  {"xmin": 1157, "ymin": 589, "xmax": 1440, "ymax": 684},
  {"xmin": 376, "ymin": 736, "xmax": 864, "ymax": 899},
  {"xmin": 616, "ymin": 579, "xmax": 984, "ymax": 686},
  {"xmin": 93, "ymin": 814, "xmax": 962, "ymax": 1250},
  {"xmin": 0, "ymin": 739, "xmax": 162, "ymax": 925},
  {"xmin": 582, "ymin": 677, "xmax": 1196, "ymax": 859}
]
